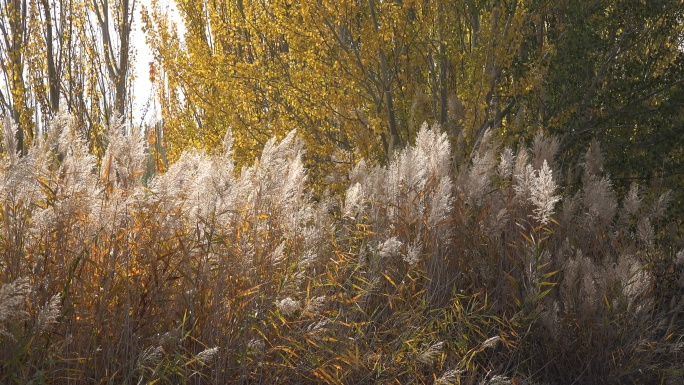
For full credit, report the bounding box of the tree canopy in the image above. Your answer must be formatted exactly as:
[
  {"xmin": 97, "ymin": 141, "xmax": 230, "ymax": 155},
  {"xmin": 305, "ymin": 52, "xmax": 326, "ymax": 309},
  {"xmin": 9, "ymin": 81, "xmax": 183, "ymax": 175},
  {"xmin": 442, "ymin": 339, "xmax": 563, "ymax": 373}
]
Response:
[
  {"xmin": 0, "ymin": 0, "xmax": 682, "ymax": 201},
  {"xmin": 141, "ymin": 0, "xmax": 683, "ymax": 200},
  {"xmin": 0, "ymin": 0, "xmax": 136, "ymax": 156}
]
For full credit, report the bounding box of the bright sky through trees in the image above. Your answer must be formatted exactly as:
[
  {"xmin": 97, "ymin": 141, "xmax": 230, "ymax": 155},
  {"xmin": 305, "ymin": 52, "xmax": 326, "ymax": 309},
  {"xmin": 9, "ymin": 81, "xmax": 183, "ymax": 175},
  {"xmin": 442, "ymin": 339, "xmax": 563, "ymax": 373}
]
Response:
[{"xmin": 131, "ymin": 0, "xmax": 183, "ymax": 127}]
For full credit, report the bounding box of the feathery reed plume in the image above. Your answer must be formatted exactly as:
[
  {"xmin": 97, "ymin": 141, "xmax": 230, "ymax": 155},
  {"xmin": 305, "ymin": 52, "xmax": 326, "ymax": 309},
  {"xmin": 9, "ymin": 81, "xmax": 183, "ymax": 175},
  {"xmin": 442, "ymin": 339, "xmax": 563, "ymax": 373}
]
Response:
[
  {"xmin": 435, "ymin": 369, "xmax": 463, "ymax": 385},
  {"xmin": 529, "ymin": 160, "xmax": 560, "ymax": 225},
  {"xmin": 404, "ymin": 241, "xmax": 422, "ymax": 265},
  {"xmin": 53, "ymin": 116, "xmax": 99, "ymax": 197},
  {"xmin": 621, "ymin": 183, "xmax": 642, "ymax": 218},
  {"xmin": 616, "ymin": 255, "xmax": 651, "ymax": 297},
  {"xmin": 276, "ymin": 297, "xmax": 301, "ymax": 317},
  {"xmin": 138, "ymin": 346, "xmax": 163, "ymax": 367},
  {"xmin": 307, "ymin": 318, "xmax": 331, "ymax": 337},
  {"xmin": 378, "ymin": 237, "xmax": 403, "ymax": 259},
  {"xmin": 461, "ymin": 130, "xmax": 498, "ymax": 205},
  {"xmin": 486, "ymin": 374, "xmax": 513, "ymax": 385},
  {"xmin": 532, "ymin": 131, "xmax": 559, "ymax": 171},
  {"xmin": 2, "ymin": 116, "xmax": 18, "ymax": 164},
  {"xmin": 429, "ymin": 176, "xmax": 454, "ymax": 227},
  {"xmin": 651, "ymin": 190, "xmax": 672, "ymax": 219},
  {"xmin": 247, "ymin": 338, "xmax": 266, "ymax": 353},
  {"xmin": 304, "ymin": 296, "xmax": 327, "ymax": 315},
  {"xmin": 195, "ymin": 347, "xmax": 219, "ymax": 364},
  {"xmin": 636, "ymin": 217, "xmax": 654, "ymax": 247},
  {"xmin": 344, "ymin": 181, "xmax": 364, "ymax": 218},
  {"xmin": 46, "ymin": 110, "xmax": 71, "ymax": 151},
  {"xmin": 0, "ymin": 277, "xmax": 30, "ymax": 339},
  {"xmin": 582, "ymin": 174, "xmax": 617, "ymax": 225},
  {"xmin": 101, "ymin": 115, "xmax": 147, "ymax": 190},
  {"xmin": 416, "ymin": 341, "xmax": 444, "ymax": 364},
  {"xmin": 222, "ymin": 129, "xmax": 235, "ymax": 157},
  {"xmin": 36, "ymin": 293, "xmax": 61, "ymax": 333},
  {"xmin": 513, "ymin": 146, "xmax": 530, "ymax": 179},
  {"xmin": 480, "ymin": 336, "xmax": 501, "ymax": 349},
  {"xmin": 343, "ymin": 123, "xmax": 452, "ymax": 239},
  {"xmin": 497, "ymin": 147, "xmax": 515, "ymax": 179},
  {"xmin": 514, "ymin": 163, "xmax": 534, "ymax": 202}
]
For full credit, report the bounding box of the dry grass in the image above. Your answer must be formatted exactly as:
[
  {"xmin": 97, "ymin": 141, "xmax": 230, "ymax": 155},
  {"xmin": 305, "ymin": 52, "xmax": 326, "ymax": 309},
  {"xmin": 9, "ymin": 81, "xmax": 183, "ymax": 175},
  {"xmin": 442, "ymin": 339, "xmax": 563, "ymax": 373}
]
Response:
[{"xmin": 0, "ymin": 118, "xmax": 682, "ymax": 384}]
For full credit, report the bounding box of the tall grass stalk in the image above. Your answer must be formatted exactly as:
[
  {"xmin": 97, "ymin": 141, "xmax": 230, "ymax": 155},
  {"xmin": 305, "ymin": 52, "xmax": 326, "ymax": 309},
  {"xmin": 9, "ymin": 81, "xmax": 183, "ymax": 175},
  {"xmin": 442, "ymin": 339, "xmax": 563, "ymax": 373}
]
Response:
[{"xmin": 0, "ymin": 117, "xmax": 681, "ymax": 384}]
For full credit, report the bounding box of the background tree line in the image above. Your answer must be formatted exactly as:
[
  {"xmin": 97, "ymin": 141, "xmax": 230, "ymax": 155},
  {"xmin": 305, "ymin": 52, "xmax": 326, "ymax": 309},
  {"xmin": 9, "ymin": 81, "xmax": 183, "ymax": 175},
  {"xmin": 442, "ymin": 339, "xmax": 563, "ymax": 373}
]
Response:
[
  {"xmin": 0, "ymin": 0, "xmax": 135, "ymax": 157},
  {"xmin": 1, "ymin": 0, "xmax": 683, "ymax": 208},
  {"xmin": 141, "ymin": 0, "xmax": 683, "ymax": 206}
]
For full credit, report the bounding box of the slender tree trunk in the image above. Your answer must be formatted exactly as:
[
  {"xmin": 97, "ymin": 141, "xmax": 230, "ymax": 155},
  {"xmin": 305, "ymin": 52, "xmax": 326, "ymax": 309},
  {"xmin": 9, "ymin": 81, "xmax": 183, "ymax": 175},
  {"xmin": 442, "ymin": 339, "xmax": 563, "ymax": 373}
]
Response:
[
  {"xmin": 41, "ymin": 0, "xmax": 60, "ymax": 112},
  {"xmin": 92, "ymin": 0, "xmax": 134, "ymax": 123},
  {"xmin": 3, "ymin": 0, "xmax": 29, "ymax": 154},
  {"xmin": 368, "ymin": 0, "xmax": 400, "ymax": 150},
  {"xmin": 115, "ymin": 0, "xmax": 132, "ymax": 118},
  {"xmin": 438, "ymin": 3, "xmax": 448, "ymax": 126}
]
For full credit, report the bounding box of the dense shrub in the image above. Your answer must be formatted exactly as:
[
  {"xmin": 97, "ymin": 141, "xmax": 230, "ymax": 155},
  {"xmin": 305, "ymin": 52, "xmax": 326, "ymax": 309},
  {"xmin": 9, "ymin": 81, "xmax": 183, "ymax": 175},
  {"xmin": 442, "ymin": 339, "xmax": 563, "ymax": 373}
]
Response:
[{"xmin": 0, "ymin": 115, "xmax": 682, "ymax": 384}]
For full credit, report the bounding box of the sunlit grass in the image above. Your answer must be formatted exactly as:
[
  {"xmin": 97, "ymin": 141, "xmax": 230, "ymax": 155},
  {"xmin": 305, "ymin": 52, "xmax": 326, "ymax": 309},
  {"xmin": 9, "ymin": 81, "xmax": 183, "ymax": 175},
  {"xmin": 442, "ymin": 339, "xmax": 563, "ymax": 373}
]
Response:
[{"xmin": 0, "ymin": 118, "xmax": 681, "ymax": 384}]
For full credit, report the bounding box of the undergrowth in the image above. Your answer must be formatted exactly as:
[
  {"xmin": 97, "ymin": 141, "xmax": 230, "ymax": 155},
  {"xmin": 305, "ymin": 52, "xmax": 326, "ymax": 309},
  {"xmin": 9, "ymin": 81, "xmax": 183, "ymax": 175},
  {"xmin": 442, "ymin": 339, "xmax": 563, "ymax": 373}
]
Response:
[{"xmin": 0, "ymin": 114, "xmax": 682, "ymax": 384}]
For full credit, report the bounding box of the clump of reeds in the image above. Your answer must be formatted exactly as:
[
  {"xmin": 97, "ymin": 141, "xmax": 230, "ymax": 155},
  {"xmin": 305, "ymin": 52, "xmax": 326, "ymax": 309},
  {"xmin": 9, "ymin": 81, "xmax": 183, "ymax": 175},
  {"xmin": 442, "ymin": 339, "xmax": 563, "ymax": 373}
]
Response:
[{"xmin": 0, "ymin": 115, "xmax": 681, "ymax": 384}]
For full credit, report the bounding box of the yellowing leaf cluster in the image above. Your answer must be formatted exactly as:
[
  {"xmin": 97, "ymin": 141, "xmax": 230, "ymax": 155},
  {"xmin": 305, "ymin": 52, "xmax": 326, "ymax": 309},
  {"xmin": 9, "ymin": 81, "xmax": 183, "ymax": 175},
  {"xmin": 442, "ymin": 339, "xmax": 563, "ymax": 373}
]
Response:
[{"xmin": 142, "ymin": 0, "xmax": 563, "ymax": 190}]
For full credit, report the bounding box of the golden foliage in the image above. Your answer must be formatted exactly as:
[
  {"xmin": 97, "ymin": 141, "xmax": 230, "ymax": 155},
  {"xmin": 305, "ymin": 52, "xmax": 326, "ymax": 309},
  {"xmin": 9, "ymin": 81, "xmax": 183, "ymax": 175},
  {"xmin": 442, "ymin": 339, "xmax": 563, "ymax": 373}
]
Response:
[{"xmin": 142, "ymin": 0, "xmax": 552, "ymax": 191}]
